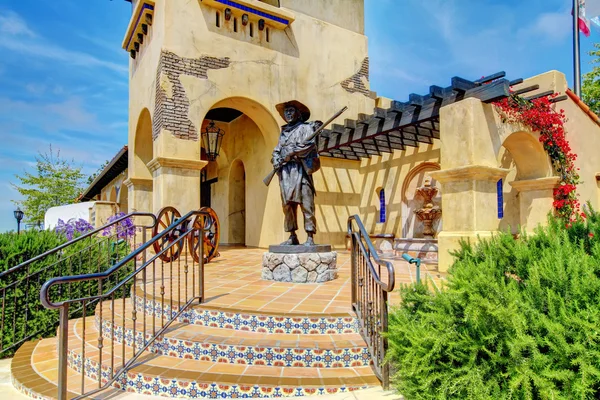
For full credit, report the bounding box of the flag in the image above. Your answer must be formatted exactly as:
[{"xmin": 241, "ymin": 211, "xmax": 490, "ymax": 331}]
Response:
[{"xmin": 578, "ymin": 0, "xmax": 591, "ymax": 37}]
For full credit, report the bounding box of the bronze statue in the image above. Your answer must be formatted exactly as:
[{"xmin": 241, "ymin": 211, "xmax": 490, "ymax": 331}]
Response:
[{"xmin": 271, "ymin": 100, "xmax": 322, "ymax": 246}]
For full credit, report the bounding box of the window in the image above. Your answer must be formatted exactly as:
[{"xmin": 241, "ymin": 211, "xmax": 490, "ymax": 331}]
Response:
[
  {"xmin": 249, "ymin": 22, "xmax": 254, "ymax": 37},
  {"xmin": 216, "ymin": 11, "xmax": 220, "ymax": 27},
  {"xmin": 379, "ymin": 188, "xmax": 386, "ymax": 223},
  {"xmin": 266, "ymin": 27, "xmax": 270, "ymax": 42},
  {"xmin": 497, "ymin": 179, "xmax": 504, "ymax": 219},
  {"xmin": 234, "ymin": 17, "xmax": 238, "ymax": 32}
]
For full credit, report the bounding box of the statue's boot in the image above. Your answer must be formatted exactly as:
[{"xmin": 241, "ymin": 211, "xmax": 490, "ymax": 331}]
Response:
[
  {"xmin": 303, "ymin": 236, "xmax": 315, "ymax": 247},
  {"xmin": 281, "ymin": 234, "xmax": 300, "ymax": 246}
]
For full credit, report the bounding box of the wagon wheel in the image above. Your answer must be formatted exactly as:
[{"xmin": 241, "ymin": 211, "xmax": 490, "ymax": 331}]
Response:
[
  {"xmin": 152, "ymin": 206, "xmax": 184, "ymax": 262},
  {"xmin": 188, "ymin": 207, "xmax": 220, "ymax": 264}
]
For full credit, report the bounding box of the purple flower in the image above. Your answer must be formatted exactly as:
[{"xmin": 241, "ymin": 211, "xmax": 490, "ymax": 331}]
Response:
[
  {"xmin": 102, "ymin": 212, "xmax": 136, "ymax": 240},
  {"xmin": 55, "ymin": 218, "xmax": 93, "ymax": 240}
]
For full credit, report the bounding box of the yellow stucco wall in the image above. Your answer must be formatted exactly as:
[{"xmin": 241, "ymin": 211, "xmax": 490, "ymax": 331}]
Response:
[
  {"xmin": 99, "ymin": 170, "xmax": 129, "ymax": 214},
  {"xmin": 126, "ymin": 0, "xmax": 377, "ymax": 247}
]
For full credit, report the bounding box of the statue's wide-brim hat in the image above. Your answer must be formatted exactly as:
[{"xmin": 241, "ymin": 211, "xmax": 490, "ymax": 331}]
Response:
[{"xmin": 276, "ymin": 100, "xmax": 311, "ymax": 122}]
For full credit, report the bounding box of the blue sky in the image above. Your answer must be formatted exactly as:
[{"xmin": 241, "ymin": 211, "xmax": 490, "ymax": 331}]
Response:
[{"xmin": 0, "ymin": 0, "xmax": 596, "ymax": 232}]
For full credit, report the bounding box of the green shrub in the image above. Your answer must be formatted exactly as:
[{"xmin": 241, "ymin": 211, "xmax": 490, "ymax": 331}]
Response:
[
  {"xmin": 387, "ymin": 210, "xmax": 600, "ymax": 399},
  {"xmin": 0, "ymin": 229, "xmax": 133, "ymax": 358}
]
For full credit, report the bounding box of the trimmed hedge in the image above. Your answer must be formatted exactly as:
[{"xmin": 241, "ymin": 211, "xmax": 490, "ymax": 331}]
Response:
[
  {"xmin": 0, "ymin": 230, "xmax": 132, "ymax": 358},
  {"xmin": 387, "ymin": 211, "xmax": 600, "ymax": 399}
]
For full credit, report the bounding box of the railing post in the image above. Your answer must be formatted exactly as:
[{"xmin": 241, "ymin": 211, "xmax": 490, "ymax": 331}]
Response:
[
  {"xmin": 381, "ymin": 291, "xmax": 389, "ymax": 390},
  {"xmin": 198, "ymin": 218, "xmax": 204, "ymax": 304},
  {"xmin": 58, "ymin": 303, "xmax": 69, "ymax": 400}
]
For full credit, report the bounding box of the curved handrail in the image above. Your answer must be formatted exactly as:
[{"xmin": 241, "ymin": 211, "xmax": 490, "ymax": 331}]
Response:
[
  {"xmin": 40, "ymin": 209, "xmax": 207, "ymax": 310},
  {"xmin": 347, "ymin": 215, "xmax": 395, "ymax": 292},
  {"xmin": 0, "ymin": 211, "xmax": 157, "ymax": 279}
]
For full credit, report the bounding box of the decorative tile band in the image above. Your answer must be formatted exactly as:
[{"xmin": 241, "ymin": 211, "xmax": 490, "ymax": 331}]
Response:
[
  {"xmin": 67, "ymin": 350, "xmax": 372, "ymax": 398},
  {"xmin": 134, "ymin": 295, "xmax": 360, "ymax": 334},
  {"xmin": 96, "ymin": 317, "xmax": 371, "ymax": 368}
]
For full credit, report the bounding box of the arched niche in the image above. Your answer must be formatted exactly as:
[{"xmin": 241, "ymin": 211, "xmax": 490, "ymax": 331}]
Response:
[
  {"xmin": 133, "ymin": 108, "xmax": 154, "ymax": 180},
  {"xmin": 228, "ymin": 159, "xmax": 246, "ymax": 245},
  {"xmin": 401, "ymin": 162, "xmax": 441, "ymax": 238}
]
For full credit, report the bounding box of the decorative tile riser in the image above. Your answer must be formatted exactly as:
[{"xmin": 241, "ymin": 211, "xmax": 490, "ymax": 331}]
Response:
[
  {"xmin": 67, "ymin": 350, "xmax": 371, "ymax": 398},
  {"xmin": 134, "ymin": 295, "xmax": 359, "ymax": 334},
  {"xmin": 11, "ymin": 376, "xmax": 53, "ymax": 400},
  {"xmin": 96, "ymin": 318, "xmax": 372, "ymax": 368}
]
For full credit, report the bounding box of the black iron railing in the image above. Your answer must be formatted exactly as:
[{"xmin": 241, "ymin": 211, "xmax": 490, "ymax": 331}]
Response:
[
  {"xmin": 40, "ymin": 210, "xmax": 209, "ymax": 400},
  {"xmin": 0, "ymin": 212, "xmax": 156, "ymax": 358},
  {"xmin": 348, "ymin": 215, "xmax": 395, "ymax": 389}
]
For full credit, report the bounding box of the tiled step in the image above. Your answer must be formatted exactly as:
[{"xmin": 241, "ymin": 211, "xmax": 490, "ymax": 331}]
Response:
[
  {"xmin": 133, "ymin": 293, "xmax": 360, "ymax": 335},
  {"xmin": 95, "ymin": 300, "xmax": 371, "ymax": 367},
  {"xmin": 11, "ymin": 338, "xmax": 132, "ymax": 400},
  {"xmin": 68, "ymin": 317, "xmax": 380, "ymax": 398}
]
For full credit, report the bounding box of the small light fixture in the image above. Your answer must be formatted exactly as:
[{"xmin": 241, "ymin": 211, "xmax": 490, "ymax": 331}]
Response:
[
  {"xmin": 202, "ymin": 120, "xmax": 225, "ymax": 161},
  {"xmin": 14, "ymin": 207, "xmax": 24, "ymax": 234},
  {"xmin": 258, "ymin": 19, "xmax": 265, "ymax": 31},
  {"xmin": 224, "ymin": 8, "xmax": 232, "ymax": 21},
  {"xmin": 241, "ymin": 14, "xmax": 249, "ymax": 26}
]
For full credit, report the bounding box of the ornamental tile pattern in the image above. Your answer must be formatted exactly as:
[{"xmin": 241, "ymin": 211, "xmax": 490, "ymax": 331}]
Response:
[
  {"xmin": 66, "ymin": 350, "xmax": 371, "ymax": 398},
  {"xmin": 97, "ymin": 317, "xmax": 371, "ymax": 368},
  {"xmin": 134, "ymin": 295, "xmax": 360, "ymax": 334}
]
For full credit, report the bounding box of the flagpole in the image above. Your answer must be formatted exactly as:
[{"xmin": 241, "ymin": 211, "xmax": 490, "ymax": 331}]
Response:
[{"xmin": 574, "ymin": 0, "xmax": 582, "ymax": 97}]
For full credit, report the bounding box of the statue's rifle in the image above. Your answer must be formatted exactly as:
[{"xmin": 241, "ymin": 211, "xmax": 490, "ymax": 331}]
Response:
[{"xmin": 263, "ymin": 106, "xmax": 348, "ymax": 187}]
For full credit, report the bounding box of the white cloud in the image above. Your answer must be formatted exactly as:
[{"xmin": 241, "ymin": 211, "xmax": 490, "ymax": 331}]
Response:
[
  {"xmin": 0, "ymin": 10, "xmax": 127, "ymax": 74},
  {"xmin": 0, "ymin": 10, "xmax": 35, "ymax": 37},
  {"xmin": 528, "ymin": 12, "xmax": 572, "ymax": 41}
]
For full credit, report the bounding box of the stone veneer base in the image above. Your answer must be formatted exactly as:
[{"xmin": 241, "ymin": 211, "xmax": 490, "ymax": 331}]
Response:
[{"xmin": 262, "ymin": 252, "xmax": 338, "ymax": 283}]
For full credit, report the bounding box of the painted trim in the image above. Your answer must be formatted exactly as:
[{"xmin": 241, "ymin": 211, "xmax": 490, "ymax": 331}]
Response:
[
  {"xmin": 122, "ymin": 1, "xmax": 155, "ymax": 51},
  {"xmin": 201, "ymin": 0, "xmax": 295, "ymax": 29}
]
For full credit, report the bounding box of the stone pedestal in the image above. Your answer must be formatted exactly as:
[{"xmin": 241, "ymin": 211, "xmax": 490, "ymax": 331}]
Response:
[{"xmin": 262, "ymin": 246, "xmax": 338, "ymax": 283}]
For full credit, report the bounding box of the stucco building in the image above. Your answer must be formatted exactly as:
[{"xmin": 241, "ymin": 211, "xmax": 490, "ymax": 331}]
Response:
[{"xmin": 81, "ymin": 0, "xmax": 600, "ymax": 271}]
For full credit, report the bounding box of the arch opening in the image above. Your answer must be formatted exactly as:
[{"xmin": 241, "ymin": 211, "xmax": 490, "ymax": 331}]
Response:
[
  {"xmin": 134, "ymin": 108, "xmax": 154, "ymax": 180},
  {"xmin": 228, "ymin": 159, "xmax": 246, "ymax": 245}
]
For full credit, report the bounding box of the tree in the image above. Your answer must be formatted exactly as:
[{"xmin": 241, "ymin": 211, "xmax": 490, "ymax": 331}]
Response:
[
  {"xmin": 12, "ymin": 146, "xmax": 85, "ymax": 225},
  {"xmin": 86, "ymin": 159, "xmax": 110, "ymax": 185},
  {"xmin": 582, "ymin": 43, "xmax": 600, "ymax": 115}
]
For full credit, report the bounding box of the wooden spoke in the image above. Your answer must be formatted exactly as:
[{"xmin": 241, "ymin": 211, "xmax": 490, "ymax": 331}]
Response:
[
  {"xmin": 152, "ymin": 206, "xmax": 183, "ymax": 262},
  {"xmin": 188, "ymin": 207, "xmax": 220, "ymax": 264}
]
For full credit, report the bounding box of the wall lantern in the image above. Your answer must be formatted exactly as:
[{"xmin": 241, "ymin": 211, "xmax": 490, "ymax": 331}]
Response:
[
  {"xmin": 224, "ymin": 8, "xmax": 232, "ymax": 21},
  {"xmin": 14, "ymin": 207, "xmax": 24, "ymax": 234},
  {"xmin": 242, "ymin": 14, "xmax": 249, "ymax": 26},
  {"xmin": 202, "ymin": 120, "xmax": 225, "ymax": 161},
  {"xmin": 258, "ymin": 19, "xmax": 265, "ymax": 31}
]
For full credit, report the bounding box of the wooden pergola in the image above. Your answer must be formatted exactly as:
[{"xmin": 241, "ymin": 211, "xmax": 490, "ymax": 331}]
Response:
[{"xmin": 317, "ymin": 72, "xmax": 566, "ymax": 160}]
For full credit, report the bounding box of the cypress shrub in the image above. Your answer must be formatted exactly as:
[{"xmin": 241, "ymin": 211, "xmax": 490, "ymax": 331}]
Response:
[{"xmin": 387, "ymin": 210, "xmax": 600, "ymax": 399}]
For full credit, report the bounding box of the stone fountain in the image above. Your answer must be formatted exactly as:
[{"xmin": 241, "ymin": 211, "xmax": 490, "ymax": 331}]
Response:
[{"xmin": 415, "ymin": 179, "xmax": 442, "ymax": 238}]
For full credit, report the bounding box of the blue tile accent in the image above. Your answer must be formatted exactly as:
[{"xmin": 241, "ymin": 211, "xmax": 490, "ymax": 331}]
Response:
[
  {"xmin": 126, "ymin": 3, "xmax": 155, "ymax": 50},
  {"xmin": 214, "ymin": 0, "xmax": 289, "ymax": 25},
  {"xmin": 497, "ymin": 179, "xmax": 504, "ymax": 219},
  {"xmin": 379, "ymin": 189, "xmax": 386, "ymax": 223}
]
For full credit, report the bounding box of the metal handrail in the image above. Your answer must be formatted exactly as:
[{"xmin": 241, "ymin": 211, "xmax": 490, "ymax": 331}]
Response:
[
  {"xmin": 347, "ymin": 215, "xmax": 395, "ymax": 292},
  {"xmin": 347, "ymin": 214, "xmax": 395, "ymax": 390},
  {"xmin": 0, "ymin": 212, "xmax": 156, "ymax": 279},
  {"xmin": 40, "ymin": 209, "xmax": 209, "ymax": 400},
  {"xmin": 0, "ymin": 212, "xmax": 157, "ymax": 357}
]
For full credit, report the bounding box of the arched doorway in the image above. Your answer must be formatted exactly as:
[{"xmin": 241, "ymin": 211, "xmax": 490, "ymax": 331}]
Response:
[
  {"xmin": 401, "ymin": 162, "xmax": 441, "ymax": 238},
  {"xmin": 228, "ymin": 159, "xmax": 246, "ymax": 245},
  {"xmin": 131, "ymin": 108, "xmax": 154, "ymax": 212},
  {"xmin": 199, "ymin": 97, "xmax": 280, "ymax": 247}
]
